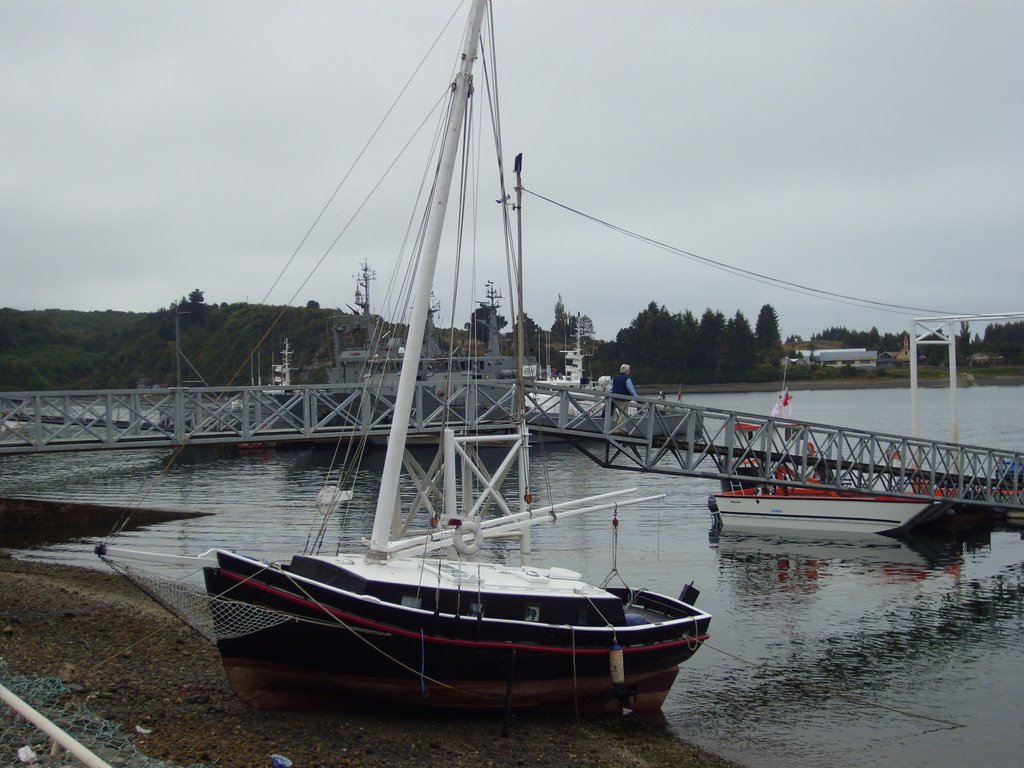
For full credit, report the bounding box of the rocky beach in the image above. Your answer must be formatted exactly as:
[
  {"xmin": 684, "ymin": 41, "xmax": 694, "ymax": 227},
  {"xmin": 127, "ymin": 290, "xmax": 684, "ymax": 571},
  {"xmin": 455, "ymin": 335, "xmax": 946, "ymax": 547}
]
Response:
[{"xmin": 0, "ymin": 556, "xmax": 738, "ymax": 768}]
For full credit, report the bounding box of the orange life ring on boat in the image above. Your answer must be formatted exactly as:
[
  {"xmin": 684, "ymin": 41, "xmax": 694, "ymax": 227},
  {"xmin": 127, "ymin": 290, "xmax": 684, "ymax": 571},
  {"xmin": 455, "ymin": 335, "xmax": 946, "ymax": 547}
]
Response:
[
  {"xmin": 807, "ymin": 441, "xmax": 817, "ymax": 458},
  {"xmin": 775, "ymin": 464, "xmax": 795, "ymax": 481}
]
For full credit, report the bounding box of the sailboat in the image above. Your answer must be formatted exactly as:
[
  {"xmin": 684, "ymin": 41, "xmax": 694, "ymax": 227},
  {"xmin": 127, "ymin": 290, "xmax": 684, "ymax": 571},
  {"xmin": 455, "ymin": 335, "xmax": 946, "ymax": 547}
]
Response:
[{"xmin": 97, "ymin": 0, "xmax": 709, "ymax": 713}]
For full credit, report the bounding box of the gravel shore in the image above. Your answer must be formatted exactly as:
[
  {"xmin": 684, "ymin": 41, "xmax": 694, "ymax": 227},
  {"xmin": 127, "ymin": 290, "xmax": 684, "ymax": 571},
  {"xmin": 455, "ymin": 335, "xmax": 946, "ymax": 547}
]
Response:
[{"xmin": 0, "ymin": 556, "xmax": 739, "ymax": 768}]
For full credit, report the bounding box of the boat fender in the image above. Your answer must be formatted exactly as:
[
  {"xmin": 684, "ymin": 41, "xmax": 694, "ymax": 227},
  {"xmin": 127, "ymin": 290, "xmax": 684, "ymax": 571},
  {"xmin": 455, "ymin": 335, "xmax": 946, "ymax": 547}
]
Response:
[
  {"xmin": 452, "ymin": 519, "xmax": 482, "ymax": 556},
  {"xmin": 679, "ymin": 581, "xmax": 700, "ymax": 605},
  {"xmin": 609, "ymin": 643, "xmax": 625, "ymax": 685}
]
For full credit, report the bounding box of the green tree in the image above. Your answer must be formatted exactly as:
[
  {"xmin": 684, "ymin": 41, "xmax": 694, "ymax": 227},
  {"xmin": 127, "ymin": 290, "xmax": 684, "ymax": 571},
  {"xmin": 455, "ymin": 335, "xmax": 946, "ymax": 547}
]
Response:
[
  {"xmin": 757, "ymin": 307, "xmax": 778, "ymax": 352},
  {"xmin": 754, "ymin": 304, "xmax": 782, "ymax": 361},
  {"xmin": 595, "ymin": 302, "xmax": 685, "ymax": 383},
  {"xmin": 722, "ymin": 310, "xmax": 756, "ymax": 378},
  {"xmin": 186, "ymin": 289, "xmax": 207, "ymax": 323},
  {"xmin": 550, "ymin": 294, "xmax": 570, "ymax": 343},
  {"xmin": 677, "ymin": 310, "xmax": 700, "ymax": 383},
  {"xmin": 508, "ymin": 312, "xmax": 541, "ymax": 358},
  {"xmin": 697, "ymin": 309, "xmax": 727, "ymax": 380},
  {"xmin": 984, "ymin": 321, "xmax": 1024, "ymax": 364},
  {"xmin": 958, "ymin": 320, "xmax": 971, "ymax": 361},
  {"xmin": 575, "ymin": 314, "xmax": 595, "ymax": 342}
]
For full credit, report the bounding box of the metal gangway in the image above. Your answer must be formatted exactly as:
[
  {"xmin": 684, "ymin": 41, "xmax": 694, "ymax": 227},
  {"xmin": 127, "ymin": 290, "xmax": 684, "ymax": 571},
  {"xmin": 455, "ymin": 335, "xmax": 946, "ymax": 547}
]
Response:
[{"xmin": 1, "ymin": 383, "xmax": 1021, "ymax": 513}]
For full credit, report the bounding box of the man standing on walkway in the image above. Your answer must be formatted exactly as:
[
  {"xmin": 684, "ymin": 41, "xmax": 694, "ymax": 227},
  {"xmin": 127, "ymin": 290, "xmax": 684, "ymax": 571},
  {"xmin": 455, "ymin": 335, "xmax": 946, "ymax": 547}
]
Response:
[{"xmin": 609, "ymin": 363, "xmax": 637, "ymax": 432}]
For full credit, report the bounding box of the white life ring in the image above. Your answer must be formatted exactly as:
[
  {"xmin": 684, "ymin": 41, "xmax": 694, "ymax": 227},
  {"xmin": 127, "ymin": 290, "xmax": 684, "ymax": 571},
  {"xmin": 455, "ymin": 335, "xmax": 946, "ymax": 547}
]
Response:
[{"xmin": 452, "ymin": 520, "xmax": 482, "ymax": 556}]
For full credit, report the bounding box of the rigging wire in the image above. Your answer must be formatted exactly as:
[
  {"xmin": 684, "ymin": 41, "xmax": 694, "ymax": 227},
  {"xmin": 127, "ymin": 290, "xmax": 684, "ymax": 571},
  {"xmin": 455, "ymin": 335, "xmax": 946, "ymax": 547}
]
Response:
[
  {"xmin": 197, "ymin": 2, "xmax": 466, "ymax": 422},
  {"xmin": 259, "ymin": 0, "xmax": 469, "ymax": 307},
  {"xmin": 304, "ymin": 6, "xmax": 507, "ymax": 552},
  {"xmin": 311, "ymin": 10, "xmax": 493, "ymax": 552},
  {"xmin": 304, "ymin": 39, "xmax": 471, "ymax": 554},
  {"xmin": 523, "ymin": 188, "xmax": 964, "ymax": 318}
]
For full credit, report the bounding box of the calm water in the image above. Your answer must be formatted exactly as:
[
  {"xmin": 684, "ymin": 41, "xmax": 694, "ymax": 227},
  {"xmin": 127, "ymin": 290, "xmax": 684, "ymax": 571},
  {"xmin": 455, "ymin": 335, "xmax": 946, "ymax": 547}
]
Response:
[{"xmin": 1, "ymin": 385, "xmax": 1022, "ymax": 768}]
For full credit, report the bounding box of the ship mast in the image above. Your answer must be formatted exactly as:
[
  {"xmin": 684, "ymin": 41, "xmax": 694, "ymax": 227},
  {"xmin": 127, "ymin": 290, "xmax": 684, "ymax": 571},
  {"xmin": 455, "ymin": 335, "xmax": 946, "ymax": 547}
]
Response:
[
  {"xmin": 513, "ymin": 153, "xmax": 526, "ymax": 417},
  {"xmin": 367, "ymin": 0, "xmax": 489, "ymax": 560}
]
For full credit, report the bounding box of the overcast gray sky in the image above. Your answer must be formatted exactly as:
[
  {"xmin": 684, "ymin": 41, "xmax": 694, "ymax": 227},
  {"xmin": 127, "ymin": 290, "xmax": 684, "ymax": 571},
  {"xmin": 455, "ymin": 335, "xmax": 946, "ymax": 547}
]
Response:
[{"xmin": 2, "ymin": 0, "xmax": 1021, "ymax": 342}]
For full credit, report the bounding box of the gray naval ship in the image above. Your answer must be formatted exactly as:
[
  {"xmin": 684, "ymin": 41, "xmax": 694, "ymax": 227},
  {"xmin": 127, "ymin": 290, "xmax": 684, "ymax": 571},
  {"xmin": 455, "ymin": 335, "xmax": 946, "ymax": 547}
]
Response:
[{"xmin": 328, "ymin": 262, "xmax": 532, "ymax": 392}]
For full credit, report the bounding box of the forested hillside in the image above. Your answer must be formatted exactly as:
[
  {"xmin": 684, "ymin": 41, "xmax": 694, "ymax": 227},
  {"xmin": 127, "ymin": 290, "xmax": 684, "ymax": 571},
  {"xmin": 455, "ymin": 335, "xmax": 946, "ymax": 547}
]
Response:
[
  {"xmin": 591, "ymin": 303, "xmax": 1024, "ymax": 387},
  {"xmin": 2, "ymin": 292, "xmax": 1022, "ymax": 392},
  {"xmin": 0, "ymin": 297, "xmax": 337, "ymax": 391},
  {"xmin": 593, "ymin": 302, "xmax": 785, "ymax": 386}
]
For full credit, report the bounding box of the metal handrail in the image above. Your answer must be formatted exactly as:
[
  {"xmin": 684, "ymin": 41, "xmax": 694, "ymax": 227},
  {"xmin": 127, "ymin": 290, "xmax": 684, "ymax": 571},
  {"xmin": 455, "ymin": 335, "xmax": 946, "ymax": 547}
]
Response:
[{"xmin": 2, "ymin": 383, "xmax": 1022, "ymax": 510}]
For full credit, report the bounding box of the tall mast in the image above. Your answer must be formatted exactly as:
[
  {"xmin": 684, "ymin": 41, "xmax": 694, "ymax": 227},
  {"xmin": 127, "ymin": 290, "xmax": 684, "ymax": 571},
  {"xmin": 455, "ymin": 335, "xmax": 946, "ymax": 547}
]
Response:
[
  {"xmin": 513, "ymin": 152, "xmax": 532, "ymax": 558},
  {"xmin": 367, "ymin": 0, "xmax": 489, "ymax": 559},
  {"xmin": 513, "ymin": 153, "xmax": 526, "ymax": 417}
]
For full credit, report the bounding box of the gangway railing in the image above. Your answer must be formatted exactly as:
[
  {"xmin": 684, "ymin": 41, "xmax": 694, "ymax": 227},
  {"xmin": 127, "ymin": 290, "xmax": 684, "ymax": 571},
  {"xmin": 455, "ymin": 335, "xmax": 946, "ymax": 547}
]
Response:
[
  {"xmin": 523, "ymin": 385, "xmax": 1024, "ymax": 513},
  {"xmin": 0, "ymin": 382, "xmax": 520, "ymax": 453},
  {"xmin": 2, "ymin": 383, "xmax": 1022, "ymax": 512}
]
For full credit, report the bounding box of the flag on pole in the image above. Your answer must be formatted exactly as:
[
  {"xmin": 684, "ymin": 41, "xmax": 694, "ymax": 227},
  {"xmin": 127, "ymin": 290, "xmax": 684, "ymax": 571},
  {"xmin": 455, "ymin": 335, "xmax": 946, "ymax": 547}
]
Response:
[{"xmin": 770, "ymin": 389, "xmax": 792, "ymax": 418}]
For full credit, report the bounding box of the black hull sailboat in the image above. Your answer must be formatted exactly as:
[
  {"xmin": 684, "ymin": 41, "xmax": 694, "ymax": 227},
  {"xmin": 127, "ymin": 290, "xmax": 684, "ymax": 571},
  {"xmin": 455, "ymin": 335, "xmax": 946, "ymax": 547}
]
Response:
[
  {"xmin": 99, "ymin": 0, "xmax": 710, "ymax": 716},
  {"xmin": 204, "ymin": 549, "xmax": 709, "ymax": 712}
]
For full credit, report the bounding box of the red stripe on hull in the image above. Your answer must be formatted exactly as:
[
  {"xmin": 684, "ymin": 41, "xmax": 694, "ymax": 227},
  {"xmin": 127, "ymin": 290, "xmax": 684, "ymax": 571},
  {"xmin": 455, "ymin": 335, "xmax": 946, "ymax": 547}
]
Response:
[{"xmin": 218, "ymin": 566, "xmax": 708, "ymax": 656}]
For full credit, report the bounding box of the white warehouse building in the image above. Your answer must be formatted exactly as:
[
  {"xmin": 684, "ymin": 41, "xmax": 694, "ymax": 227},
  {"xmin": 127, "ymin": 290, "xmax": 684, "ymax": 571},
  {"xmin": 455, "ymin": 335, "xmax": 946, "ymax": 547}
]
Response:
[{"xmin": 793, "ymin": 348, "xmax": 878, "ymax": 368}]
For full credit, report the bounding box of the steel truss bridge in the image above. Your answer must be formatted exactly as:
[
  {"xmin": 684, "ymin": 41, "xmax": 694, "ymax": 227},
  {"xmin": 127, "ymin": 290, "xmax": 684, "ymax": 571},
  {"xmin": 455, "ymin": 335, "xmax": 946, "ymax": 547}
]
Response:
[{"xmin": 2, "ymin": 383, "xmax": 1022, "ymax": 513}]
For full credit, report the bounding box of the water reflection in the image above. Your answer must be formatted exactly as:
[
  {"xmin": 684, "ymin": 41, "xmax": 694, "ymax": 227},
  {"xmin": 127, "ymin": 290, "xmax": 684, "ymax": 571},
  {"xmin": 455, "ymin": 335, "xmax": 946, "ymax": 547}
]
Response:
[
  {"xmin": 690, "ymin": 525, "xmax": 1024, "ymax": 767},
  {"xmin": 712, "ymin": 528, "xmax": 965, "ymax": 579}
]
